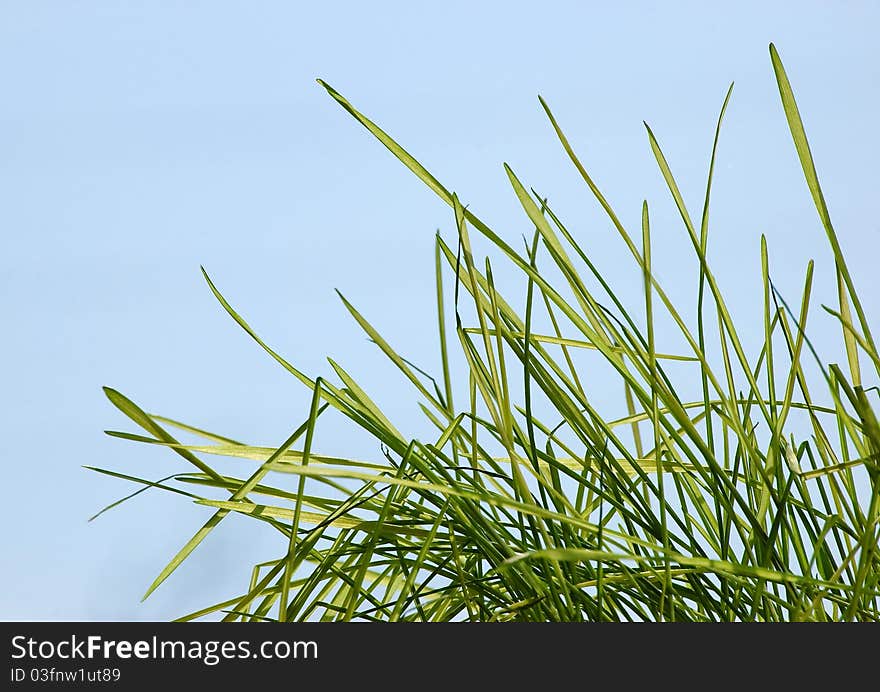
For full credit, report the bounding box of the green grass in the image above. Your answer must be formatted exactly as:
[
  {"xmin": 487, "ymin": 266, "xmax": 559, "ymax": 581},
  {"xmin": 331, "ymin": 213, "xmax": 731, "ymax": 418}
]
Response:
[{"xmin": 95, "ymin": 44, "xmax": 880, "ymax": 621}]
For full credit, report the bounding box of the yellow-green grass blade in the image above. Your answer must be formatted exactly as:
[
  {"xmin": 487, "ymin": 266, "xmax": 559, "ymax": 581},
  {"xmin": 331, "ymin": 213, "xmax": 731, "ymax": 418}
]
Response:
[
  {"xmin": 462, "ymin": 329, "xmax": 697, "ymax": 361},
  {"xmin": 435, "ymin": 233, "xmax": 455, "ymax": 414},
  {"xmin": 769, "ymin": 43, "xmax": 875, "ymax": 382},
  {"xmin": 201, "ymin": 267, "xmax": 314, "ymax": 388},
  {"xmin": 327, "ymin": 358, "xmax": 406, "ymax": 442},
  {"xmin": 103, "ymin": 388, "xmax": 224, "ymax": 482},
  {"xmin": 197, "ymin": 500, "xmax": 357, "ymax": 529},
  {"xmin": 773, "ymin": 261, "xmax": 815, "ymax": 435},
  {"xmin": 141, "ymin": 407, "xmax": 325, "ymax": 600},
  {"xmin": 281, "ymin": 380, "xmax": 324, "ymax": 621},
  {"xmin": 148, "ymin": 414, "xmax": 245, "ymax": 445},
  {"xmin": 336, "ymin": 290, "xmax": 446, "ymax": 419},
  {"xmin": 505, "ymin": 165, "xmax": 614, "ymax": 353},
  {"xmin": 801, "ymin": 455, "xmax": 878, "ymax": 481},
  {"xmin": 503, "ymin": 547, "xmax": 857, "ymax": 593},
  {"xmin": 435, "ymin": 412, "xmax": 466, "ymax": 451},
  {"xmin": 201, "ymin": 267, "xmax": 389, "ymax": 436},
  {"xmin": 642, "ymin": 200, "xmax": 672, "ymax": 619},
  {"xmin": 102, "ymin": 435, "xmax": 389, "ymax": 471},
  {"xmin": 821, "ymin": 305, "xmax": 880, "ymax": 374}
]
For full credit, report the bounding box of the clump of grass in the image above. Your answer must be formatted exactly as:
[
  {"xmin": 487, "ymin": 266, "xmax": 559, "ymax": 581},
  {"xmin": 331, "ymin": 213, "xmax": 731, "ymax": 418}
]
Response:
[{"xmin": 95, "ymin": 44, "xmax": 879, "ymax": 621}]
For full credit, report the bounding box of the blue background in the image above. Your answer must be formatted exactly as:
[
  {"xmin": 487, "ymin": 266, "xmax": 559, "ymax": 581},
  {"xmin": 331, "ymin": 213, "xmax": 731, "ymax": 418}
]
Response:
[{"xmin": 1, "ymin": 1, "xmax": 877, "ymax": 619}]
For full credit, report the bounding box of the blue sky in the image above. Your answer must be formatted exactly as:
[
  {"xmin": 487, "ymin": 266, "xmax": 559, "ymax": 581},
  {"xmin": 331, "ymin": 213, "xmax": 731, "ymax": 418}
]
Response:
[{"xmin": 1, "ymin": 1, "xmax": 878, "ymax": 619}]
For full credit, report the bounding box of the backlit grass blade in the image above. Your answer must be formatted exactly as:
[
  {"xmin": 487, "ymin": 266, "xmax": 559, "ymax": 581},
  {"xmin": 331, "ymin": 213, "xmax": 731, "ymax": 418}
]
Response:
[
  {"xmin": 769, "ymin": 43, "xmax": 876, "ymax": 383},
  {"xmin": 141, "ymin": 407, "xmax": 326, "ymax": 600},
  {"xmin": 103, "ymin": 388, "xmax": 224, "ymax": 482}
]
